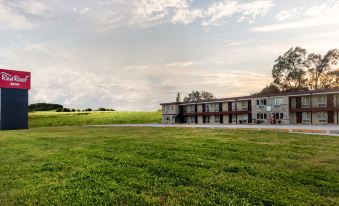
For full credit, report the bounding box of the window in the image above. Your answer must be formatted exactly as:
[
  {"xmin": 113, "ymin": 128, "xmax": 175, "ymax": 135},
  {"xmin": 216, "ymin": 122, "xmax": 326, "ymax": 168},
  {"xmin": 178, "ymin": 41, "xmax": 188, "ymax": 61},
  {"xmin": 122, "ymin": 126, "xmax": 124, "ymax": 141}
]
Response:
[
  {"xmin": 257, "ymin": 113, "xmax": 268, "ymax": 120},
  {"xmin": 257, "ymin": 99, "xmax": 267, "ymax": 106},
  {"xmin": 280, "ymin": 113, "xmax": 284, "ymax": 119},
  {"xmin": 274, "ymin": 97, "xmax": 284, "ymax": 105},
  {"xmin": 302, "ymin": 96, "xmax": 310, "ymax": 107},
  {"xmin": 206, "ymin": 116, "xmax": 210, "ymax": 123},
  {"xmin": 191, "ymin": 116, "xmax": 195, "ymax": 123},
  {"xmin": 318, "ymin": 112, "xmax": 327, "ymax": 119},
  {"xmin": 214, "ymin": 104, "xmax": 219, "ymax": 112},
  {"xmin": 205, "ymin": 104, "xmax": 209, "ymax": 112},
  {"xmin": 302, "ymin": 112, "xmax": 311, "ymax": 120},
  {"xmin": 275, "ymin": 113, "xmax": 280, "ymax": 119},
  {"xmin": 190, "ymin": 105, "xmax": 195, "ymax": 112},
  {"xmin": 215, "ymin": 115, "xmax": 220, "ymax": 123},
  {"xmin": 318, "ymin": 96, "xmax": 326, "ymax": 107},
  {"xmin": 232, "ymin": 102, "xmax": 236, "ymax": 110}
]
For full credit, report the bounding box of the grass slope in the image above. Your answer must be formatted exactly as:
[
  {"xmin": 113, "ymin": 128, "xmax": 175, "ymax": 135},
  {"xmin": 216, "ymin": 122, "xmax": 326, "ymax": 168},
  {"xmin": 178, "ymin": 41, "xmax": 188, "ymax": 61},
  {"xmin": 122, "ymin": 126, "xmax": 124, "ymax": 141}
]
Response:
[
  {"xmin": 0, "ymin": 127, "xmax": 338, "ymax": 205},
  {"xmin": 29, "ymin": 111, "xmax": 162, "ymax": 128}
]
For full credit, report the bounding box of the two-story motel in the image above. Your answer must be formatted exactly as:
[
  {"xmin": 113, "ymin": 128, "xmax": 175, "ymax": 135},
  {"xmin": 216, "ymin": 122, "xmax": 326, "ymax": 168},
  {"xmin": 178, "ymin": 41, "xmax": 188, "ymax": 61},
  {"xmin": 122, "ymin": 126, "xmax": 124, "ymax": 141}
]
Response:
[{"xmin": 161, "ymin": 88, "xmax": 339, "ymax": 125}]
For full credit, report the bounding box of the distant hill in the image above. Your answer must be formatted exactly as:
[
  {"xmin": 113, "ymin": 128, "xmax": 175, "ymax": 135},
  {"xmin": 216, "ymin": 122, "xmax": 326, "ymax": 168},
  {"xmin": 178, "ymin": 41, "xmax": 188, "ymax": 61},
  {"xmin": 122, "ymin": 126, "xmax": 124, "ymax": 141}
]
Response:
[{"xmin": 29, "ymin": 103, "xmax": 63, "ymax": 112}]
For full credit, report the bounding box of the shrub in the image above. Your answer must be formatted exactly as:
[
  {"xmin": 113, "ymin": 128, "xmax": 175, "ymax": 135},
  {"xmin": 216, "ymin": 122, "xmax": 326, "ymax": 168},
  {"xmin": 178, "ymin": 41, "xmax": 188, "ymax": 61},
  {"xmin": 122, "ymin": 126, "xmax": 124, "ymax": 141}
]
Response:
[
  {"xmin": 63, "ymin": 108, "xmax": 71, "ymax": 112},
  {"xmin": 256, "ymin": 120, "xmax": 265, "ymax": 124}
]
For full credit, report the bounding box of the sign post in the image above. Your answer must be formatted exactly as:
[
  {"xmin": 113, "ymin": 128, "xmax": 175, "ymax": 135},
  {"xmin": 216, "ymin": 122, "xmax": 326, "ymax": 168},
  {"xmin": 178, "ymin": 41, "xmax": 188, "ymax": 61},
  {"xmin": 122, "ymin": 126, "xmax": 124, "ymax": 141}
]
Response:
[{"xmin": 0, "ymin": 68, "xmax": 31, "ymax": 130}]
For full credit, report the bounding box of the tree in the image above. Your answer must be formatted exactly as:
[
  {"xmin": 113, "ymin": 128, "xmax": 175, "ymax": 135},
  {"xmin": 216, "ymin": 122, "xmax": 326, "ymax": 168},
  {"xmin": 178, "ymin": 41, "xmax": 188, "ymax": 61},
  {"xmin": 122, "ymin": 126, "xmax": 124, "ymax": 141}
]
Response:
[
  {"xmin": 272, "ymin": 47, "xmax": 308, "ymax": 91},
  {"xmin": 306, "ymin": 49, "xmax": 339, "ymax": 89},
  {"xmin": 200, "ymin": 91, "xmax": 215, "ymax": 100},
  {"xmin": 183, "ymin": 91, "xmax": 215, "ymax": 102},
  {"xmin": 336, "ymin": 68, "xmax": 339, "ymax": 87},
  {"xmin": 255, "ymin": 83, "xmax": 280, "ymax": 95},
  {"xmin": 176, "ymin": 92, "xmax": 181, "ymax": 103},
  {"xmin": 29, "ymin": 103, "xmax": 63, "ymax": 112}
]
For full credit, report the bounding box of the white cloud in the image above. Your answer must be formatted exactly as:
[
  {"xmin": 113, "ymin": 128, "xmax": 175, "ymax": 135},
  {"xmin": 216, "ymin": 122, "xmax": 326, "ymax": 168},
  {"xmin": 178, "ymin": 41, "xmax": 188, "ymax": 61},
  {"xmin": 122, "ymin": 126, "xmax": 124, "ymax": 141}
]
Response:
[
  {"xmin": 0, "ymin": 0, "xmax": 50, "ymax": 30},
  {"xmin": 165, "ymin": 61, "xmax": 195, "ymax": 67},
  {"xmin": 252, "ymin": 16, "xmax": 339, "ymax": 32},
  {"xmin": 0, "ymin": 3, "xmax": 35, "ymax": 29},
  {"xmin": 255, "ymin": 1, "xmax": 339, "ymax": 32},
  {"xmin": 129, "ymin": 0, "xmax": 191, "ymax": 27},
  {"xmin": 275, "ymin": 8, "xmax": 300, "ymax": 21},
  {"xmin": 171, "ymin": 7, "xmax": 202, "ymax": 24},
  {"xmin": 202, "ymin": 0, "xmax": 273, "ymax": 26},
  {"xmin": 15, "ymin": 0, "xmax": 49, "ymax": 16}
]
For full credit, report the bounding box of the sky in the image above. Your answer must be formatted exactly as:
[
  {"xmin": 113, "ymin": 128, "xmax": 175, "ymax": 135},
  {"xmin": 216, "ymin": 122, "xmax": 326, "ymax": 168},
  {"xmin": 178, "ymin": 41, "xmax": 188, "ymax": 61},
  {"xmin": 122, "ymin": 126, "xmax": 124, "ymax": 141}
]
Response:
[{"xmin": 1, "ymin": 0, "xmax": 339, "ymax": 111}]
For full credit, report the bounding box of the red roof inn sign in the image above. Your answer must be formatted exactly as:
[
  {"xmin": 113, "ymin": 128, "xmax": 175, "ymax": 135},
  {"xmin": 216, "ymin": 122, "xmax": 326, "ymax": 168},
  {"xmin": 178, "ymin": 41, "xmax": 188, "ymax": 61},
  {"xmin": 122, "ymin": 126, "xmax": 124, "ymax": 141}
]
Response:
[{"xmin": 0, "ymin": 68, "xmax": 31, "ymax": 90}]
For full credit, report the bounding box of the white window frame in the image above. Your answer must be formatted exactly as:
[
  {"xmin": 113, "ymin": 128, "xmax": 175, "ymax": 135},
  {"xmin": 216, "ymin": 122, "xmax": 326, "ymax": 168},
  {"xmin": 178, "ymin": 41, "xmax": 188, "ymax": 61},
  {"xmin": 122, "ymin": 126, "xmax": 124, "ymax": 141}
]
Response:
[
  {"xmin": 318, "ymin": 112, "xmax": 327, "ymax": 120},
  {"xmin": 274, "ymin": 97, "xmax": 284, "ymax": 105},
  {"xmin": 318, "ymin": 96, "xmax": 326, "ymax": 107},
  {"xmin": 302, "ymin": 112, "xmax": 311, "ymax": 120},
  {"xmin": 215, "ymin": 115, "xmax": 220, "ymax": 123},
  {"xmin": 302, "ymin": 96, "xmax": 310, "ymax": 107}
]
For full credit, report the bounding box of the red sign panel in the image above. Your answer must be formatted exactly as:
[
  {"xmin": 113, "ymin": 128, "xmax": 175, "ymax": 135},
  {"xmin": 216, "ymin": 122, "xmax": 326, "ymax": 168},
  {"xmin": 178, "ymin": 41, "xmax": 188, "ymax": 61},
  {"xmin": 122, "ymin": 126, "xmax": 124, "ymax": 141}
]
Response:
[{"xmin": 0, "ymin": 69, "xmax": 31, "ymax": 90}]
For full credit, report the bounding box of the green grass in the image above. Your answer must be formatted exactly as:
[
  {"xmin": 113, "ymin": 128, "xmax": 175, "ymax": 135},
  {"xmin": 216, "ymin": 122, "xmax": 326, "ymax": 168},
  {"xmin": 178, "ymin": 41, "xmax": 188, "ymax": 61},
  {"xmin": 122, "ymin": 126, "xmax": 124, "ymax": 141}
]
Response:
[
  {"xmin": 29, "ymin": 111, "xmax": 162, "ymax": 128},
  {"xmin": 0, "ymin": 127, "xmax": 338, "ymax": 205}
]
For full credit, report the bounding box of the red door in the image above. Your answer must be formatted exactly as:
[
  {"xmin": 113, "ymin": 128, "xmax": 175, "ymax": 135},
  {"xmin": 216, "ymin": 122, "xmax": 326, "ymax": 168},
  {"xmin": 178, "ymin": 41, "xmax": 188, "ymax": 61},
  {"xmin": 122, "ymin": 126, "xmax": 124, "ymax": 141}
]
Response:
[
  {"xmin": 228, "ymin": 102, "xmax": 232, "ymax": 111},
  {"xmin": 327, "ymin": 95, "xmax": 334, "ymax": 107},
  {"xmin": 296, "ymin": 97, "xmax": 302, "ymax": 108}
]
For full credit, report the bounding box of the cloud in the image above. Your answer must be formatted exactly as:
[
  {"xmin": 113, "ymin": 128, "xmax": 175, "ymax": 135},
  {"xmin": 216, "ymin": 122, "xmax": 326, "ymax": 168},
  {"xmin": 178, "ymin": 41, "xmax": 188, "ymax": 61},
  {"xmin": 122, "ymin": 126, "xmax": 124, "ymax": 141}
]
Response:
[
  {"xmin": 202, "ymin": 0, "xmax": 273, "ymax": 26},
  {"xmin": 254, "ymin": 1, "xmax": 339, "ymax": 32},
  {"xmin": 275, "ymin": 8, "xmax": 300, "ymax": 21},
  {"xmin": 0, "ymin": 2, "xmax": 35, "ymax": 29},
  {"xmin": 12, "ymin": 0, "xmax": 49, "ymax": 16},
  {"xmin": 253, "ymin": 15, "xmax": 339, "ymax": 32},
  {"xmin": 165, "ymin": 61, "xmax": 195, "ymax": 67},
  {"xmin": 75, "ymin": 0, "xmax": 198, "ymax": 29},
  {"xmin": 171, "ymin": 7, "xmax": 202, "ymax": 25},
  {"xmin": 74, "ymin": 0, "xmax": 274, "ymax": 30},
  {"xmin": 1, "ymin": 34, "xmax": 274, "ymax": 110},
  {"xmin": 0, "ymin": 0, "xmax": 50, "ymax": 30}
]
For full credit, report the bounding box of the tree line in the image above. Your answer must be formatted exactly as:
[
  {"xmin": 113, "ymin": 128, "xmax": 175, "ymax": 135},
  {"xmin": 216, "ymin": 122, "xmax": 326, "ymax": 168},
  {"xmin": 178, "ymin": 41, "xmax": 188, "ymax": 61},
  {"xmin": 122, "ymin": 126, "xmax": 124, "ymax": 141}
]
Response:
[
  {"xmin": 29, "ymin": 103, "xmax": 115, "ymax": 112},
  {"xmin": 179, "ymin": 47, "xmax": 339, "ymax": 102}
]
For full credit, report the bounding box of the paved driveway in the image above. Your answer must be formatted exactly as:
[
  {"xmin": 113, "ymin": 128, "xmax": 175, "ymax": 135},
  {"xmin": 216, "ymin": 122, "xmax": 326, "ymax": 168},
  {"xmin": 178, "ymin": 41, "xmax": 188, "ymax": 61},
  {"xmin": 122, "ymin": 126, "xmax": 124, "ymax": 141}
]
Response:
[{"xmin": 89, "ymin": 124, "xmax": 339, "ymax": 136}]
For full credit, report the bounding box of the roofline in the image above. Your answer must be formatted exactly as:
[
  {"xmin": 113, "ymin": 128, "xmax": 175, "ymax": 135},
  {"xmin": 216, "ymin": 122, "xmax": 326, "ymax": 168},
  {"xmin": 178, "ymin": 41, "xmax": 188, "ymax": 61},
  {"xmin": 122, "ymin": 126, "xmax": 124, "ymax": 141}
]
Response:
[{"xmin": 160, "ymin": 88, "xmax": 339, "ymax": 105}]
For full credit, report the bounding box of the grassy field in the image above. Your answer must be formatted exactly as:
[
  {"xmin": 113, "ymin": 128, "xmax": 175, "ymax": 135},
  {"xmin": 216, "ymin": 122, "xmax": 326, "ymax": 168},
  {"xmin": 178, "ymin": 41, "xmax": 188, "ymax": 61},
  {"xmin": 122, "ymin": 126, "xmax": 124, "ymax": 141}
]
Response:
[
  {"xmin": 29, "ymin": 111, "xmax": 162, "ymax": 128},
  {"xmin": 0, "ymin": 127, "xmax": 338, "ymax": 205}
]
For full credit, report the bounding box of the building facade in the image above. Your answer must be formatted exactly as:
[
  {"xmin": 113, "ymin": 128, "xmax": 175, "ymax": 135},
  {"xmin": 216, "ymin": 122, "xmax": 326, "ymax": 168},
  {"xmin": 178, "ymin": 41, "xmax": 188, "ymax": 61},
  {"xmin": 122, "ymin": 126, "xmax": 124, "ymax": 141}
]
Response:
[{"xmin": 161, "ymin": 89, "xmax": 339, "ymax": 125}]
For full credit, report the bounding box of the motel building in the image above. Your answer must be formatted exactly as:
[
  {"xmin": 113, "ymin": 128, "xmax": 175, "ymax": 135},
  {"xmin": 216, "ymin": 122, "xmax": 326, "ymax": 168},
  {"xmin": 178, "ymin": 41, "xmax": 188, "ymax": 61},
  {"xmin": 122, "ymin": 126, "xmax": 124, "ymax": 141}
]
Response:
[{"xmin": 161, "ymin": 88, "xmax": 339, "ymax": 125}]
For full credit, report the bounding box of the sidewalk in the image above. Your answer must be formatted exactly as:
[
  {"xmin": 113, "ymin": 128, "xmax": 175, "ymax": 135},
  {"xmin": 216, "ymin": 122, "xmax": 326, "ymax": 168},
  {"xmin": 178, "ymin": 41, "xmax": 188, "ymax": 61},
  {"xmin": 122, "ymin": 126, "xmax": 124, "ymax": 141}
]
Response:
[{"xmin": 88, "ymin": 124, "xmax": 339, "ymax": 136}]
